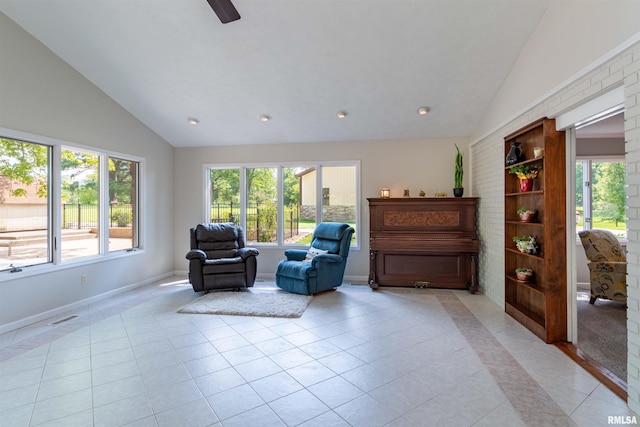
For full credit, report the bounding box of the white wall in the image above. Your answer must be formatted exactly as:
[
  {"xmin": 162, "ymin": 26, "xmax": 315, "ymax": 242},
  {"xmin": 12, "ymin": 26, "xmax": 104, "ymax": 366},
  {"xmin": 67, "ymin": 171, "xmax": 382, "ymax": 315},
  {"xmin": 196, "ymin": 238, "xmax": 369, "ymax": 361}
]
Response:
[
  {"xmin": 0, "ymin": 12, "xmax": 175, "ymax": 331},
  {"xmin": 470, "ymin": 2, "xmax": 640, "ymax": 412},
  {"xmin": 473, "ymin": 1, "xmax": 640, "ymax": 141},
  {"xmin": 174, "ymin": 138, "xmax": 469, "ymax": 282}
]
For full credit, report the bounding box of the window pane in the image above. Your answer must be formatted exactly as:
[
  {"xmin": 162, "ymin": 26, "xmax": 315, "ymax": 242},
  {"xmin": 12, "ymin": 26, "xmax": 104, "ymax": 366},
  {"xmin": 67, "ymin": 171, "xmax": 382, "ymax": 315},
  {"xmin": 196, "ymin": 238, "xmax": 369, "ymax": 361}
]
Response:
[
  {"xmin": 246, "ymin": 167, "xmax": 277, "ymax": 244},
  {"xmin": 206, "ymin": 163, "xmax": 359, "ymax": 247},
  {"xmin": 321, "ymin": 165, "xmax": 357, "ymax": 244},
  {"xmin": 0, "ymin": 138, "xmax": 50, "ymax": 269},
  {"xmin": 61, "ymin": 148, "xmax": 99, "ymax": 260},
  {"xmin": 210, "ymin": 168, "xmax": 240, "ymax": 223},
  {"xmin": 576, "ymin": 161, "xmax": 584, "ymax": 233},
  {"xmin": 108, "ymin": 157, "xmax": 138, "ymax": 252},
  {"xmin": 284, "ymin": 166, "xmax": 315, "ymax": 244},
  {"xmin": 591, "ymin": 161, "xmax": 626, "ymax": 239}
]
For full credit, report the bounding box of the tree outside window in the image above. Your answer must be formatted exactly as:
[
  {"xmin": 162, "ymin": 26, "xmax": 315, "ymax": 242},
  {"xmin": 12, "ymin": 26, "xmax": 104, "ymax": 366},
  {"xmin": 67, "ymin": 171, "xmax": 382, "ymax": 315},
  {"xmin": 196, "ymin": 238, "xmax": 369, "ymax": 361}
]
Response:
[
  {"xmin": 207, "ymin": 163, "xmax": 358, "ymax": 246},
  {"xmin": 1, "ymin": 136, "xmax": 141, "ymax": 271},
  {"xmin": 576, "ymin": 159, "xmax": 626, "ymax": 239}
]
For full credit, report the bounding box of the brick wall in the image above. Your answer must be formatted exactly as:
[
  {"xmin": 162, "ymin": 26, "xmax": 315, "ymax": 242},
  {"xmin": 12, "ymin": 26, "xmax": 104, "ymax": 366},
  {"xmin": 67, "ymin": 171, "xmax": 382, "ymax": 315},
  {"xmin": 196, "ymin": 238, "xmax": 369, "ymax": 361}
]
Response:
[{"xmin": 471, "ymin": 41, "xmax": 640, "ymax": 411}]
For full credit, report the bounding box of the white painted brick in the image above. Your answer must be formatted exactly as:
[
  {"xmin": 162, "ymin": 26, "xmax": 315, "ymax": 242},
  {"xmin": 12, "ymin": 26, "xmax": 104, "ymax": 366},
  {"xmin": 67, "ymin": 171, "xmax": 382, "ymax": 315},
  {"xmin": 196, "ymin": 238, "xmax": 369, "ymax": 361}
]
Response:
[
  {"xmin": 629, "ymin": 103, "xmax": 640, "ymax": 118},
  {"xmin": 603, "ymin": 69, "xmax": 624, "ymax": 88},
  {"xmin": 611, "ymin": 52, "xmax": 633, "ymax": 73},
  {"xmin": 582, "ymin": 83, "xmax": 603, "ymax": 100},
  {"xmin": 631, "ymin": 319, "xmax": 640, "ymax": 335},
  {"xmin": 474, "ymin": 39, "xmax": 640, "ymax": 412},
  {"xmin": 628, "ymin": 78, "xmax": 640, "ymax": 96},
  {"xmin": 588, "ymin": 66, "xmax": 610, "ymax": 84},
  {"xmin": 626, "ymin": 57, "xmax": 640, "ymax": 76},
  {"xmin": 561, "ymin": 79, "xmax": 591, "ymax": 101}
]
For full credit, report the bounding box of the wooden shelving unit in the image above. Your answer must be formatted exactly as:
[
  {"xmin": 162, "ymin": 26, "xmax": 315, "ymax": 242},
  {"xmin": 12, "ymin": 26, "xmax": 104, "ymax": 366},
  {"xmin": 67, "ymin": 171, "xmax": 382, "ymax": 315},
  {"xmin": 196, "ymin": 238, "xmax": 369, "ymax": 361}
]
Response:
[{"xmin": 504, "ymin": 118, "xmax": 567, "ymax": 343}]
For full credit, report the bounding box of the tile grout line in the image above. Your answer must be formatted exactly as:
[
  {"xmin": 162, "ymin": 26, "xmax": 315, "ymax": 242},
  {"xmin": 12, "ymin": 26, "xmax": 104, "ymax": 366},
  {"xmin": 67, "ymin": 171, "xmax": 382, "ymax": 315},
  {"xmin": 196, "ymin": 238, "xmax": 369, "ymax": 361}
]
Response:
[
  {"xmin": 437, "ymin": 292, "xmax": 575, "ymax": 426},
  {"xmin": 0, "ymin": 283, "xmax": 174, "ymax": 362}
]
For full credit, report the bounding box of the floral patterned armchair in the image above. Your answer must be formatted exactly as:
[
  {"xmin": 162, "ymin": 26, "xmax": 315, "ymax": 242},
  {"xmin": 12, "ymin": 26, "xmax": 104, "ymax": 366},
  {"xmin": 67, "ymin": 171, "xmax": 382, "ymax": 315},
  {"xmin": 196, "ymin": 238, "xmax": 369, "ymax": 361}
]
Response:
[{"xmin": 578, "ymin": 229, "xmax": 627, "ymax": 304}]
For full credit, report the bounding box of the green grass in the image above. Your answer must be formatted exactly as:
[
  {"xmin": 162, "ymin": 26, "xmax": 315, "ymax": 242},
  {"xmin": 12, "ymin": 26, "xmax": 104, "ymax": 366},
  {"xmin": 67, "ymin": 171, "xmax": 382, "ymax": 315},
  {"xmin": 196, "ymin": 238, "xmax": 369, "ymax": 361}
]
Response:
[
  {"xmin": 592, "ymin": 218, "xmax": 626, "ymax": 231},
  {"xmin": 576, "ymin": 207, "xmax": 626, "ymax": 231},
  {"xmin": 291, "ymin": 220, "xmax": 357, "ymax": 245}
]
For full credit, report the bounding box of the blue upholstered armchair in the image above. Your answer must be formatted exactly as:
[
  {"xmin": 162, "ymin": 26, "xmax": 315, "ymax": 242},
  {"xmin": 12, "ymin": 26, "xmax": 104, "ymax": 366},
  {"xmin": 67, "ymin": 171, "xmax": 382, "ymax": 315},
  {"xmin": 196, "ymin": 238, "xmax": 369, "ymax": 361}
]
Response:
[{"xmin": 276, "ymin": 222, "xmax": 354, "ymax": 295}]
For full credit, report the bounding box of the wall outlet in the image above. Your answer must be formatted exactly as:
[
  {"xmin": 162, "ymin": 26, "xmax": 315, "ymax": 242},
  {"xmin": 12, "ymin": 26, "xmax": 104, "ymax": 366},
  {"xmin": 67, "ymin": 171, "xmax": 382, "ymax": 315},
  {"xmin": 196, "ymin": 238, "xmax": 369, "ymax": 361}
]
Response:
[{"xmin": 81, "ymin": 274, "xmax": 87, "ymax": 285}]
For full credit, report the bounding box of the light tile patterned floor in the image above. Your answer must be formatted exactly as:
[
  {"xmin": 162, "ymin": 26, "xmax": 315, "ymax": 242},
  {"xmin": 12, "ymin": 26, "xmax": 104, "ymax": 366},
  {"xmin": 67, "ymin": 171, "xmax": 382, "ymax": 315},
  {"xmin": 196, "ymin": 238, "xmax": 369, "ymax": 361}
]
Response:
[{"xmin": 0, "ymin": 277, "xmax": 636, "ymax": 426}]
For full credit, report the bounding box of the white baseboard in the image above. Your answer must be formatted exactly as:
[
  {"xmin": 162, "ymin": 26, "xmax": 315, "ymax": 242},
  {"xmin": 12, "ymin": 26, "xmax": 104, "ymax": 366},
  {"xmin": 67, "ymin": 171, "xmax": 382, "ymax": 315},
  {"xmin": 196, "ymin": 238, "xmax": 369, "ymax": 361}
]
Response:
[
  {"xmin": 344, "ymin": 275, "xmax": 369, "ymax": 285},
  {"xmin": 0, "ymin": 271, "xmax": 175, "ymax": 335},
  {"xmin": 577, "ymin": 282, "xmax": 590, "ymax": 291}
]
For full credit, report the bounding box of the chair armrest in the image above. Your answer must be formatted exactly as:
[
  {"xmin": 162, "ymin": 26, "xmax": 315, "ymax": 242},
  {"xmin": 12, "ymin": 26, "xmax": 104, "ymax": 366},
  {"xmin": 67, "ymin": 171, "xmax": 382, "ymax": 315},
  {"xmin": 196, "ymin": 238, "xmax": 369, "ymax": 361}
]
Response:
[
  {"xmin": 186, "ymin": 249, "xmax": 207, "ymax": 261},
  {"xmin": 238, "ymin": 247, "xmax": 259, "ymax": 260},
  {"xmin": 284, "ymin": 249, "xmax": 307, "ymax": 261},
  {"xmin": 588, "ymin": 261, "xmax": 627, "ymax": 278},
  {"xmin": 588, "ymin": 261, "xmax": 627, "ymax": 267},
  {"xmin": 312, "ymin": 254, "xmax": 342, "ymax": 264},
  {"xmin": 206, "ymin": 257, "xmax": 242, "ymax": 265}
]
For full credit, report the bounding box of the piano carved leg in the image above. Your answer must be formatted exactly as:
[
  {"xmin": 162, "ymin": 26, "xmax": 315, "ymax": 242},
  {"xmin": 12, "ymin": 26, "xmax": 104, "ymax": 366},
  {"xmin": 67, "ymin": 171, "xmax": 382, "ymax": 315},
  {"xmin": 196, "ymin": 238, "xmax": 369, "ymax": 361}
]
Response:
[
  {"xmin": 469, "ymin": 254, "xmax": 478, "ymax": 294},
  {"xmin": 369, "ymin": 251, "xmax": 379, "ymax": 290}
]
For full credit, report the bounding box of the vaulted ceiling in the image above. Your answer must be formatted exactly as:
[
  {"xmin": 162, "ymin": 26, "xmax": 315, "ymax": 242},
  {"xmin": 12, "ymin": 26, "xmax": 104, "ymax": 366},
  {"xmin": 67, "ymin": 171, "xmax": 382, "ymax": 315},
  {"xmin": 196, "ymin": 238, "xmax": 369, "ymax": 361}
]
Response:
[{"xmin": 0, "ymin": 0, "xmax": 553, "ymax": 147}]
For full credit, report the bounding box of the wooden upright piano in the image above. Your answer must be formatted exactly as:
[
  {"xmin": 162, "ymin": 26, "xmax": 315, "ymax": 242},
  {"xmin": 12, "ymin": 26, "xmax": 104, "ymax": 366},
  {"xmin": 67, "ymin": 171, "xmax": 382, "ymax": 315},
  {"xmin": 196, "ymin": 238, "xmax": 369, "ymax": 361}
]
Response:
[{"xmin": 368, "ymin": 197, "xmax": 479, "ymax": 293}]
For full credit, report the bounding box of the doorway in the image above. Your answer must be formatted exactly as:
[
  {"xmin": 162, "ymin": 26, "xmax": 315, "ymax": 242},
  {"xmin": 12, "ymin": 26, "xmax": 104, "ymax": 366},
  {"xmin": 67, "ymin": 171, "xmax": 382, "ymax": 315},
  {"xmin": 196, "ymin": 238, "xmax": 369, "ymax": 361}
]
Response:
[{"xmin": 573, "ymin": 111, "xmax": 627, "ymax": 382}]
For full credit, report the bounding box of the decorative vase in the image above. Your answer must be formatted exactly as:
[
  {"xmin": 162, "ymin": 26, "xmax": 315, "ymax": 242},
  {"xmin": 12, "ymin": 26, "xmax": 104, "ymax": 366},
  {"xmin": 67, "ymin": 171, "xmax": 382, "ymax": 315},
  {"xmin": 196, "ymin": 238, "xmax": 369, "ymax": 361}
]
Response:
[
  {"xmin": 453, "ymin": 188, "xmax": 464, "ymax": 198},
  {"xmin": 515, "ymin": 270, "xmax": 532, "ymax": 282},
  {"xmin": 514, "ymin": 237, "xmax": 538, "ymax": 254},
  {"xmin": 518, "ymin": 211, "xmax": 537, "ymax": 222},
  {"xmin": 519, "ymin": 178, "xmax": 533, "ymax": 192},
  {"xmin": 506, "ymin": 142, "xmax": 523, "ymax": 165}
]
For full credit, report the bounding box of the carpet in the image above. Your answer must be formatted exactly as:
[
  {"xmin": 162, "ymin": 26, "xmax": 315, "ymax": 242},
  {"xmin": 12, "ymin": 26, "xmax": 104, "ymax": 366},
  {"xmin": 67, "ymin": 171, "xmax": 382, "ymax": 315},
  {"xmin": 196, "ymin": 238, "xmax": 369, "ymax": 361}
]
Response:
[
  {"xmin": 178, "ymin": 289, "xmax": 312, "ymax": 318},
  {"xmin": 576, "ymin": 290, "xmax": 627, "ymax": 381}
]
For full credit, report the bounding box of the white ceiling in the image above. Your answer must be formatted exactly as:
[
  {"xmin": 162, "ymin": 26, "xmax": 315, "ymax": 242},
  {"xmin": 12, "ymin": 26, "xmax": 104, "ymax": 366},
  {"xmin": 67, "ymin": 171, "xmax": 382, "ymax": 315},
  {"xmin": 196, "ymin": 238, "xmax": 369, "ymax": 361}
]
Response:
[
  {"xmin": 0, "ymin": 0, "xmax": 553, "ymax": 147},
  {"xmin": 576, "ymin": 113, "xmax": 625, "ymax": 139}
]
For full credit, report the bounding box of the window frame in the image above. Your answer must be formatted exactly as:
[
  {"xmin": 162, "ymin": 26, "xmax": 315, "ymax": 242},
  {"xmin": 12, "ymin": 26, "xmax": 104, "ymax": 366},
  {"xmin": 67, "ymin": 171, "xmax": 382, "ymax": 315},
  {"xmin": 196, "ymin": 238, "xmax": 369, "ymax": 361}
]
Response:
[
  {"xmin": 0, "ymin": 127, "xmax": 144, "ymax": 280},
  {"xmin": 203, "ymin": 161, "xmax": 360, "ymax": 249},
  {"xmin": 576, "ymin": 155, "xmax": 626, "ymax": 241}
]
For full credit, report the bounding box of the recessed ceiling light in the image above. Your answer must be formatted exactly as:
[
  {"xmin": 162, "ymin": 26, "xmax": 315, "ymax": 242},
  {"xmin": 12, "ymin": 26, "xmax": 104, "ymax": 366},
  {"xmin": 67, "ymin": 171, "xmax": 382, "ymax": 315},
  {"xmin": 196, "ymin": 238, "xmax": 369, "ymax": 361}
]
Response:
[
  {"xmin": 260, "ymin": 114, "xmax": 271, "ymax": 122},
  {"xmin": 187, "ymin": 117, "xmax": 200, "ymax": 125},
  {"xmin": 337, "ymin": 111, "xmax": 348, "ymax": 119},
  {"xmin": 417, "ymin": 106, "xmax": 430, "ymax": 116}
]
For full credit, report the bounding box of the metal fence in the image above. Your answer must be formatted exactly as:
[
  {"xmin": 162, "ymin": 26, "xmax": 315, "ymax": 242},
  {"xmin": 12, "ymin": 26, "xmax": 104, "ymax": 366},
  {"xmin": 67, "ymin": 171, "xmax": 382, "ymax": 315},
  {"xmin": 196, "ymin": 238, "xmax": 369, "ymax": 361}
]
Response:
[
  {"xmin": 62, "ymin": 203, "xmax": 133, "ymax": 229},
  {"xmin": 209, "ymin": 202, "xmax": 299, "ymax": 242}
]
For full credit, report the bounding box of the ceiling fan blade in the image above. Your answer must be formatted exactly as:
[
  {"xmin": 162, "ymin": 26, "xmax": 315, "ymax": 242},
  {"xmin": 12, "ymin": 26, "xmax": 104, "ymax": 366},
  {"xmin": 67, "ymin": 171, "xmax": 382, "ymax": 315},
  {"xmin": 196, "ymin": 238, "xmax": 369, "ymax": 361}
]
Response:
[{"xmin": 206, "ymin": 0, "xmax": 241, "ymax": 24}]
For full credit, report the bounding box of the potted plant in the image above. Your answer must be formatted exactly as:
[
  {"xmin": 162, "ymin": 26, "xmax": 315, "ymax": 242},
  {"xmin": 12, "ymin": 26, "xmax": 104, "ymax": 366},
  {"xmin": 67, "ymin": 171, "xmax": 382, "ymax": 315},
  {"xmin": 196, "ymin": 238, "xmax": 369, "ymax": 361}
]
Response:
[
  {"xmin": 509, "ymin": 164, "xmax": 539, "ymax": 192},
  {"xmin": 517, "ymin": 207, "xmax": 537, "ymax": 222},
  {"xmin": 515, "ymin": 267, "xmax": 533, "ymax": 282},
  {"xmin": 513, "ymin": 235, "xmax": 538, "ymax": 254},
  {"xmin": 453, "ymin": 144, "xmax": 463, "ymax": 197}
]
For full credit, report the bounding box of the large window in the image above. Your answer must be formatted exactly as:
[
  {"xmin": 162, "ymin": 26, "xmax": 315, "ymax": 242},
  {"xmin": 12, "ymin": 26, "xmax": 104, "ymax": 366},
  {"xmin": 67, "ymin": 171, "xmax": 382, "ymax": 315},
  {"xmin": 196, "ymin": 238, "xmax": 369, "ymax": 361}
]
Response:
[
  {"xmin": 207, "ymin": 162, "xmax": 359, "ymax": 247},
  {"xmin": 0, "ymin": 138, "xmax": 51, "ymax": 268},
  {"xmin": 61, "ymin": 148, "xmax": 100, "ymax": 260},
  {"xmin": 576, "ymin": 158, "xmax": 626, "ymax": 239},
  {"xmin": 108, "ymin": 157, "xmax": 139, "ymax": 252},
  {"xmin": 0, "ymin": 135, "xmax": 141, "ymax": 272},
  {"xmin": 246, "ymin": 167, "xmax": 278, "ymax": 244}
]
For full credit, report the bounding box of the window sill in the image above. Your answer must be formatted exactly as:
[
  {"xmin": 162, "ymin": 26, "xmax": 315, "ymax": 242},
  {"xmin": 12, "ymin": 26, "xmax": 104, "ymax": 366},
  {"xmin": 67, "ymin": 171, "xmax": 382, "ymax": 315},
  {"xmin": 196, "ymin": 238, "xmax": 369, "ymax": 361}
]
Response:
[{"xmin": 0, "ymin": 249, "xmax": 144, "ymax": 283}]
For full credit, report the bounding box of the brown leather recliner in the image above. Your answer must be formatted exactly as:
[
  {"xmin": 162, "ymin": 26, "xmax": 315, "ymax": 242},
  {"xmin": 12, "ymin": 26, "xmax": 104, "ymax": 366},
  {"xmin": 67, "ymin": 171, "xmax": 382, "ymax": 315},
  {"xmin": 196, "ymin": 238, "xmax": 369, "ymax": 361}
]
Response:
[{"xmin": 186, "ymin": 223, "xmax": 259, "ymax": 292}]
